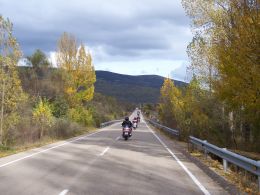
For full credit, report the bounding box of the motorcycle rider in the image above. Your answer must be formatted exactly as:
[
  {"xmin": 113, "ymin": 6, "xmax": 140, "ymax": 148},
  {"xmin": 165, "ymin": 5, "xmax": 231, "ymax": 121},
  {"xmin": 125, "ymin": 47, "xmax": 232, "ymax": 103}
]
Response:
[
  {"xmin": 137, "ymin": 111, "xmax": 141, "ymax": 122},
  {"xmin": 132, "ymin": 117, "xmax": 138, "ymax": 128},
  {"xmin": 122, "ymin": 117, "xmax": 133, "ymax": 135}
]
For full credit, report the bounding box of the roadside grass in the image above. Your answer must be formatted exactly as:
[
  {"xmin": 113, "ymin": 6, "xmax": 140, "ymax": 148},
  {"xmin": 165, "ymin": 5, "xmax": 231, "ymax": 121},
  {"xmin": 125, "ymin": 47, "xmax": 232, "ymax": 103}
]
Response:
[
  {"xmin": 190, "ymin": 150, "xmax": 259, "ymax": 195},
  {"xmin": 146, "ymin": 120, "xmax": 260, "ymax": 195},
  {"xmin": 0, "ymin": 137, "xmax": 59, "ymax": 158},
  {"xmin": 0, "ymin": 127, "xmax": 97, "ymax": 158}
]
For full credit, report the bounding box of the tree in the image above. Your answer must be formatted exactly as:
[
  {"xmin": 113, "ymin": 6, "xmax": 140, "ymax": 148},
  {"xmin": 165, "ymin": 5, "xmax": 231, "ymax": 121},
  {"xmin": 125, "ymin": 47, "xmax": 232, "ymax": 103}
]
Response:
[
  {"xmin": 159, "ymin": 78, "xmax": 183, "ymax": 129},
  {"xmin": 74, "ymin": 45, "xmax": 96, "ymax": 103},
  {"xmin": 57, "ymin": 32, "xmax": 96, "ymax": 107},
  {"xmin": 182, "ymin": 0, "xmax": 260, "ymax": 151},
  {"xmin": 182, "ymin": 77, "xmax": 210, "ymax": 138},
  {"xmin": 33, "ymin": 98, "xmax": 54, "ymax": 139},
  {"xmin": 26, "ymin": 49, "xmax": 51, "ymax": 96},
  {"xmin": 0, "ymin": 16, "xmax": 27, "ymax": 145},
  {"xmin": 27, "ymin": 49, "xmax": 50, "ymax": 69}
]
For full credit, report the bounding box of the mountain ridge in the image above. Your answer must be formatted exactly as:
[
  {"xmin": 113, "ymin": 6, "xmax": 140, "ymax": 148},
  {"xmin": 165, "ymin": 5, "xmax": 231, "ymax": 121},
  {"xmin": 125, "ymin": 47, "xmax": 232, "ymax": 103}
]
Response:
[{"xmin": 95, "ymin": 70, "xmax": 187, "ymax": 103}]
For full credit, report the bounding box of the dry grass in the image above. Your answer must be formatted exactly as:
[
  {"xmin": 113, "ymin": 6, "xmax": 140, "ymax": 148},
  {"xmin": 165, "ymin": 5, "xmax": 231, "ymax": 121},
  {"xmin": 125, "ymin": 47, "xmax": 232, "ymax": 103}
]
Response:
[
  {"xmin": 0, "ymin": 128, "xmax": 97, "ymax": 158},
  {"xmin": 0, "ymin": 137, "xmax": 58, "ymax": 158},
  {"xmin": 192, "ymin": 149, "xmax": 259, "ymax": 195}
]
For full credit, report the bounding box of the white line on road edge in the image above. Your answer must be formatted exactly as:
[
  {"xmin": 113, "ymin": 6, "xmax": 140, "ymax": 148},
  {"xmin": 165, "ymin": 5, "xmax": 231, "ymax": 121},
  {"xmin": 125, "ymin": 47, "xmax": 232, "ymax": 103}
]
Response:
[
  {"xmin": 59, "ymin": 189, "xmax": 69, "ymax": 195},
  {"xmin": 0, "ymin": 131, "xmax": 102, "ymax": 168},
  {"xmin": 99, "ymin": 147, "xmax": 110, "ymax": 156},
  {"xmin": 144, "ymin": 121, "xmax": 211, "ymax": 195}
]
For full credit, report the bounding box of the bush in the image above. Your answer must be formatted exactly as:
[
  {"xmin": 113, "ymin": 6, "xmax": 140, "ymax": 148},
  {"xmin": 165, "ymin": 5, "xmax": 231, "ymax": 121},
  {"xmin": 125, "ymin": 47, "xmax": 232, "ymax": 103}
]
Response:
[
  {"xmin": 33, "ymin": 98, "xmax": 54, "ymax": 139},
  {"xmin": 67, "ymin": 106, "xmax": 94, "ymax": 126},
  {"xmin": 50, "ymin": 118, "xmax": 85, "ymax": 138},
  {"xmin": 50, "ymin": 96, "xmax": 69, "ymax": 118}
]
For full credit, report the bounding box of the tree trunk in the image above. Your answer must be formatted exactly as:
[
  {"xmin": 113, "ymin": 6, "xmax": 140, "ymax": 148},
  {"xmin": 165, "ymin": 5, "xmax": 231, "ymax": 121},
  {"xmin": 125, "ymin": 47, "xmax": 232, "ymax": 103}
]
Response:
[
  {"xmin": 244, "ymin": 122, "xmax": 250, "ymax": 143},
  {"xmin": 40, "ymin": 125, "xmax": 44, "ymax": 139},
  {"xmin": 229, "ymin": 111, "xmax": 237, "ymax": 149}
]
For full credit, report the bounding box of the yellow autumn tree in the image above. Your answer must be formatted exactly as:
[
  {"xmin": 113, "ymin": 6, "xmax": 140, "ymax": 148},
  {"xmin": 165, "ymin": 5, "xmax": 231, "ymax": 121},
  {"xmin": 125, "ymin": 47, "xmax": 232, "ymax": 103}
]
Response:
[
  {"xmin": 0, "ymin": 16, "xmax": 27, "ymax": 146},
  {"xmin": 57, "ymin": 32, "xmax": 96, "ymax": 107},
  {"xmin": 182, "ymin": 0, "xmax": 260, "ymax": 150},
  {"xmin": 33, "ymin": 98, "xmax": 54, "ymax": 139},
  {"xmin": 159, "ymin": 78, "xmax": 183, "ymax": 129}
]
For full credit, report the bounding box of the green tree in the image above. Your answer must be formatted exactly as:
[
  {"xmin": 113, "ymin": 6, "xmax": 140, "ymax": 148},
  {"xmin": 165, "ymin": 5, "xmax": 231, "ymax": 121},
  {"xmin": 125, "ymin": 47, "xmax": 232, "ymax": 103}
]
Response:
[
  {"xmin": 26, "ymin": 49, "xmax": 51, "ymax": 96},
  {"xmin": 0, "ymin": 16, "xmax": 27, "ymax": 146},
  {"xmin": 27, "ymin": 49, "xmax": 50, "ymax": 69}
]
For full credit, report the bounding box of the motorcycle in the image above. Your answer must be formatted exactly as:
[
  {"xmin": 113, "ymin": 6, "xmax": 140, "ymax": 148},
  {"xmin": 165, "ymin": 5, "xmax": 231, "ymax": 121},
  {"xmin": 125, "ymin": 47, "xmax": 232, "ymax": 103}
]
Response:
[
  {"xmin": 132, "ymin": 121, "xmax": 137, "ymax": 129},
  {"xmin": 122, "ymin": 125, "xmax": 132, "ymax": 140}
]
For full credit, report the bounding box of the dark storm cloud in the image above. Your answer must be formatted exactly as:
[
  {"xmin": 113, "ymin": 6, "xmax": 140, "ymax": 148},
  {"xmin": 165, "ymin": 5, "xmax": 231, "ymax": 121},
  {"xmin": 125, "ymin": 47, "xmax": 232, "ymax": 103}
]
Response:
[{"xmin": 0, "ymin": 0, "xmax": 192, "ymax": 61}]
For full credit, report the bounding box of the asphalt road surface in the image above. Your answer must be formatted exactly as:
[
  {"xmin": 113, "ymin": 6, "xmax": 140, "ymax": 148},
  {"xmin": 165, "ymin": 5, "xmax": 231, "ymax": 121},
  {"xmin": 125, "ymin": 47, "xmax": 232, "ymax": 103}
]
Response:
[{"xmin": 0, "ymin": 111, "xmax": 228, "ymax": 195}]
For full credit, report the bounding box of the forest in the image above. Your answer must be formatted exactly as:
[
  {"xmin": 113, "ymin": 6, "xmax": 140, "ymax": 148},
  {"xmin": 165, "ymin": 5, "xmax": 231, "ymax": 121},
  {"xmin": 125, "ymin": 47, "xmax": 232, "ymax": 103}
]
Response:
[
  {"xmin": 0, "ymin": 16, "xmax": 131, "ymax": 153},
  {"xmin": 156, "ymin": 0, "xmax": 259, "ymax": 153}
]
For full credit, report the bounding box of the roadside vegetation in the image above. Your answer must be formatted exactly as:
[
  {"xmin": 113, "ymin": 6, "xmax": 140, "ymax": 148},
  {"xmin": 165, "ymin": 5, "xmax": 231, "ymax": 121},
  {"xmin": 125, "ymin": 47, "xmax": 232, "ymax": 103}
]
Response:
[
  {"xmin": 152, "ymin": 0, "xmax": 259, "ymax": 153},
  {"xmin": 144, "ymin": 1, "xmax": 259, "ymax": 192},
  {"xmin": 0, "ymin": 16, "xmax": 131, "ymax": 156}
]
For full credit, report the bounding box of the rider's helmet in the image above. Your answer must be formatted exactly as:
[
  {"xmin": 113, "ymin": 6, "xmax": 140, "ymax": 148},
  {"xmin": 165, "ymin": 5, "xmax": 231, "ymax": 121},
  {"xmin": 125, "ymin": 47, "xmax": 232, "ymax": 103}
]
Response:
[{"xmin": 125, "ymin": 116, "xmax": 129, "ymax": 121}]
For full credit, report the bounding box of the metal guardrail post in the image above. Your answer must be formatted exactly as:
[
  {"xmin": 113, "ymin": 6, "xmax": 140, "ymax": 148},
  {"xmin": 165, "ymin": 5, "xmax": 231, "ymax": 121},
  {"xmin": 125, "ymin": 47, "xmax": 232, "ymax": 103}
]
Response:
[
  {"xmin": 203, "ymin": 140, "xmax": 207, "ymax": 158},
  {"xmin": 190, "ymin": 136, "xmax": 260, "ymax": 191},
  {"xmin": 223, "ymin": 148, "xmax": 228, "ymax": 172}
]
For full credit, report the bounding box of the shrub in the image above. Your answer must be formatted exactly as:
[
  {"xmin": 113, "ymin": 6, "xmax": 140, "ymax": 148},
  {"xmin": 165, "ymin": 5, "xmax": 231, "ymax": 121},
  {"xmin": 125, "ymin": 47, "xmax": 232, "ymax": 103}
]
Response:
[
  {"xmin": 67, "ymin": 106, "xmax": 94, "ymax": 126},
  {"xmin": 50, "ymin": 118, "xmax": 85, "ymax": 138},
  {"xmin": 33, "ymin": 98, "xmax": 54, "ymax": 139},
  {"xmin": 50, "ymin": 96, "xmax": 69, "ymax": 118}
]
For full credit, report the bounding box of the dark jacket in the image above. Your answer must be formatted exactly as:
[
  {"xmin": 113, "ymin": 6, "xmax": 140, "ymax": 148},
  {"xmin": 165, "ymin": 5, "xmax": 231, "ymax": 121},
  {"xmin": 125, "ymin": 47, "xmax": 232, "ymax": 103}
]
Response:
[{"xmin": 122, "ymin": 120, "xmax": 132, "ymax": 127}]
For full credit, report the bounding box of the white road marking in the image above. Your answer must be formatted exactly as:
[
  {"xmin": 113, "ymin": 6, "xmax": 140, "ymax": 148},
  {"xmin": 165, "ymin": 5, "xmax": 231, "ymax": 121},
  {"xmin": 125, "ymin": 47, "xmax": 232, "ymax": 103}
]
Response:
[
  {"xmin": 99, "ymin": 147, "xmax": 110, "ymax": 156},
  {"xmin": 144, "ymin": 121, "xmax": 211, "ymax": 195},
  {"xmin": 116, "ymin": 136, "xmax": 120, "ymax": 140},
  {"xmin": 59, "ymin": 189, "xmax": 69, "ymax": 195},
  {"xmin": 0, "ymin": 131, "xmax": 102, "ymax": 168}
]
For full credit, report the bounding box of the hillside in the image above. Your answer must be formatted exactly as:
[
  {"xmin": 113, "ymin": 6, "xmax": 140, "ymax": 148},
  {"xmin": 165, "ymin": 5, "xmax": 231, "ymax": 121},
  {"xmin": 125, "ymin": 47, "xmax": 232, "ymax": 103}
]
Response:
[
  {"xmin": 17, "ymin": 67, "xmax": 186, "ymax": 104},
  {"xmin": 95, "ymin": 71, "xmax": 187, "ymax": 103}
]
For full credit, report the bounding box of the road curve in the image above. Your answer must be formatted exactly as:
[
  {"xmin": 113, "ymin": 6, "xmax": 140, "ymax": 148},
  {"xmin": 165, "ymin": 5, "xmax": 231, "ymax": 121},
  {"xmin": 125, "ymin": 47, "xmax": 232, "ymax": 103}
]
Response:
[{"xmin": 0, "ymin": 111, "xmax": 228, "ymax": 195}]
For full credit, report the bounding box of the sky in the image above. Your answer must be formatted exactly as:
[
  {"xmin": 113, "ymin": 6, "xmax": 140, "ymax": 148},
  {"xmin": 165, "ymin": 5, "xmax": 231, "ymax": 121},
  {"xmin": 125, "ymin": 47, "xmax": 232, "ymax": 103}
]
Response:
[{"xmin": 0, "ymin": 0, "xmax": 192, "ymax": 81}]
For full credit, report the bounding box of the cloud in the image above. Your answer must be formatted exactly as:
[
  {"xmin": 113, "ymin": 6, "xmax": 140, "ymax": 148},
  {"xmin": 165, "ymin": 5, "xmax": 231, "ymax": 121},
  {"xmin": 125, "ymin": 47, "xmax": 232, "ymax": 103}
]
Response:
[
  {"xmin": 140, "ymin": 70, "xmax": 147, "ymax": 74},
  {"xmin": 170, "ymin": 61, "xmax": 192, "ymax": 82},
  {"xmin": 0, "ymin": 0, "xmax": 192, "ymax": 79}
]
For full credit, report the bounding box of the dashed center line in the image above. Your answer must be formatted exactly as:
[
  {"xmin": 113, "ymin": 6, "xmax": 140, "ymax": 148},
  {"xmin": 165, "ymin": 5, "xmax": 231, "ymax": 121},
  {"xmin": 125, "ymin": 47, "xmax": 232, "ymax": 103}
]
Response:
[
  {"xmin": 99, "ymin": 147, "xmax": 110, "ymax": 156},
  {"xmin": 59, "ymin": 189, "xmax": 69, "ymax": 195}
]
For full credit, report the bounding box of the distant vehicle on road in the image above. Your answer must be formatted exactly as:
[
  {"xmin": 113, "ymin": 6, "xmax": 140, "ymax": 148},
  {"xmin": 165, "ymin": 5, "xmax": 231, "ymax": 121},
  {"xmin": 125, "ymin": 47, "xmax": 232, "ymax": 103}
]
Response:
[
  {"xmin": 132, "ymin": 117, "xmax": 138, "ymax": 129},
  {"xmin": 137, "ymin": 116, "xmax": 140, "ymax": 123}
]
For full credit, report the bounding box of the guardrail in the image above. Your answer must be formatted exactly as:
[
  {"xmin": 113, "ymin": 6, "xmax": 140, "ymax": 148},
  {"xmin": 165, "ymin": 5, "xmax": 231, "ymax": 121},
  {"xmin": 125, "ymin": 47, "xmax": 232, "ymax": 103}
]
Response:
[
  {"xmin": 147, "ymin": 119, "xmax": 179, "ymax": 137},
  {"xmin": 190, "ymin": 136, "xmax": 260, "ymax": 192},
  {"xmin": 147, "ymin": 119, "xmax": 260, "ymax": 191},
  {"xmin": 100, "ymin": 119, "xmax": 122, "ymax": 128}
]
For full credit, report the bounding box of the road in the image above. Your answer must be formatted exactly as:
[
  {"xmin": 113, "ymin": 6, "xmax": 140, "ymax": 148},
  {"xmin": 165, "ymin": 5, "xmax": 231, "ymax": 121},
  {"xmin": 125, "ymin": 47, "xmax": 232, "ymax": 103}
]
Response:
[{"xmin": 0, "ymin": 111, "xmax": 228, "ymax": 195}]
